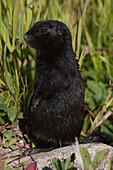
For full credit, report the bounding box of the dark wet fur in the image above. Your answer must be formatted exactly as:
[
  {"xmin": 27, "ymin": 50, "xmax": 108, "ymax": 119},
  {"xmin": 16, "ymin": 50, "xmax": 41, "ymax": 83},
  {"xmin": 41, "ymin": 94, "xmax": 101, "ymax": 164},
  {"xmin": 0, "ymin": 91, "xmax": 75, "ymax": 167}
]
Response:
[
  {"xmin": 24, "ymin": 20, "xmax": 112, "ymax": 149},
  {"xmin": 24, "ymin": 20, "xmax": 84, "ymax": 148}
]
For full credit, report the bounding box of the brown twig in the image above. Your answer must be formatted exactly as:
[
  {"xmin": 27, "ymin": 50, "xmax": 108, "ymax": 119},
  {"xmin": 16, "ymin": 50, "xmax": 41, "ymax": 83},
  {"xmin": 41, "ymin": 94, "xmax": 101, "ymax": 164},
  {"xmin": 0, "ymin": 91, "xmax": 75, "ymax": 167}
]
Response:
[
  {"xmin": 96, "ymin": 48, "xmax": 113, "ymax": 57},
  {"xmin": 7, "ymin": 147, "xmax": 54, "ymax": 165},
  {"xmin": 1, "ymin": 144, "xmax": 30, "ymax": 157},
  {"xmin": 29, "ymin": 153, "xmax": 38, "ymax": 170},
  {"xmin": 7, "ymin": 155, "xmax": 22, "ymax": 165}
]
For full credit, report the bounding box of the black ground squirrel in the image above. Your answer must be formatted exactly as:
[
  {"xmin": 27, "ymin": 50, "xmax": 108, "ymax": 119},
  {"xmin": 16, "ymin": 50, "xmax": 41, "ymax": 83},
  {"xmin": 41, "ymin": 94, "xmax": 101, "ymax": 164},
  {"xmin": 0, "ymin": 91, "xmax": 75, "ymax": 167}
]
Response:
[{"xmin": 24, "ymin": 20, "xmax": 112, "ymax": 149}]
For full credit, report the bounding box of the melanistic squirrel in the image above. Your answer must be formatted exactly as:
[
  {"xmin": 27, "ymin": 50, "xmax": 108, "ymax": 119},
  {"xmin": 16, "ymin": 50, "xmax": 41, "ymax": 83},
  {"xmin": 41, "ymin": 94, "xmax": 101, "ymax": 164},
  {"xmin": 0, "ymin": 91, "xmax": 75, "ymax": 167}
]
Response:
[{"xmin": 24, "ymin": 20, "xmax": 112, "ymax": 149}]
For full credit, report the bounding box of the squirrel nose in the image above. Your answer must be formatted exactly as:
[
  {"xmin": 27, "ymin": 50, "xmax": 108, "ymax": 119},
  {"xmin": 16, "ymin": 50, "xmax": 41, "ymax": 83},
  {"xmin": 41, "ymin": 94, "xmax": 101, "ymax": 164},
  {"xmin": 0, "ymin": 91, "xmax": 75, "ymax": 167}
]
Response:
[{"xmin": 23, "ymin": 34, "xmax": 28, "ymax": 41}]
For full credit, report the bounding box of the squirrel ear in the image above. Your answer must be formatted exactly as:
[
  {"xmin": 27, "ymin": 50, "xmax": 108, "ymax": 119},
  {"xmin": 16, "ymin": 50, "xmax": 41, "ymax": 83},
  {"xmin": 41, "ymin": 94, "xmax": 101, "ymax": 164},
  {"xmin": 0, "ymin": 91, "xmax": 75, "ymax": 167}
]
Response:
[{"xmin": 56, "ymin": 26, "xmax": 62, "ymax": 35}]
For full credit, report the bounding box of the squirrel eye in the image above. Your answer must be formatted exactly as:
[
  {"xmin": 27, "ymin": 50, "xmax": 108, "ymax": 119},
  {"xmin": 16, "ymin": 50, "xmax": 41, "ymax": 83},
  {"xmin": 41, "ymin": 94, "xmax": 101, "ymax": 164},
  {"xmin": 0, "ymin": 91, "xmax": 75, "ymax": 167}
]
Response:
[{"xmin": 41, "ymin": 28, "xmax": 47, "ymax": 33}]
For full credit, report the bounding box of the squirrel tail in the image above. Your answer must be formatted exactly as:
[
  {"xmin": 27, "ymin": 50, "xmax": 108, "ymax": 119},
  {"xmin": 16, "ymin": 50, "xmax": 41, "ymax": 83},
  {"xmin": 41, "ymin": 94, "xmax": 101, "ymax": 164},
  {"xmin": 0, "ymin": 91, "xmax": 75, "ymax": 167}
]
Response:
[{"xmin": 80, "ymin": 131, "xmax": 113, "ymax": 146}]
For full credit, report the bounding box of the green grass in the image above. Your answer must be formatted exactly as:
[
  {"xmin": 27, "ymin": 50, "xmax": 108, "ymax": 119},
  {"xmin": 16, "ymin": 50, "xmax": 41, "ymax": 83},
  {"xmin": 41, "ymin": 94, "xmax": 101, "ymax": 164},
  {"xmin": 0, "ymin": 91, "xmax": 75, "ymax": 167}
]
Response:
[{"xmin": 0, "ymin": 0, "xmax": 113, "ymax": 150}]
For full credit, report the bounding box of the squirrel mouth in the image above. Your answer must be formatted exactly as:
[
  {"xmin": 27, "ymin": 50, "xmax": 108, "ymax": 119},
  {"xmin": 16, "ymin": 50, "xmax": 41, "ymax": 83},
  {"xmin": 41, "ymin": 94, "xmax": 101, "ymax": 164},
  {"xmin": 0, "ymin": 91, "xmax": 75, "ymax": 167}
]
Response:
[{"xmin": 23, "ymin": 34, "xmax": 33, "ymax": 43}]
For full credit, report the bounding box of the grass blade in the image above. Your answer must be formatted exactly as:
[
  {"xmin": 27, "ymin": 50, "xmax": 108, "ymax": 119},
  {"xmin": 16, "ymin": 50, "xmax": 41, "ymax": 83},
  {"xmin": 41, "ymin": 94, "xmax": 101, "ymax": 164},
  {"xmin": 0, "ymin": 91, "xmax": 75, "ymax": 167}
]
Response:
[
  {"xmin": 0, "ymin": 19, "xmax": 12, "ymax": 52},
  {"xmin": 12, "ymin": 0, "xmax": 20, "ymax": 49}
]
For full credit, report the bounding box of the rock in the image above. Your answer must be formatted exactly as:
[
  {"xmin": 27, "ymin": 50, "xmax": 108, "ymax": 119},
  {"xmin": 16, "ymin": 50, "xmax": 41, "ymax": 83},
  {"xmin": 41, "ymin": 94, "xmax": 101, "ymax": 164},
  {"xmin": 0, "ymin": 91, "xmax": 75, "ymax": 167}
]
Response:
[{"xmin": 1, "ymin": 143, "xmax": 113, "ymax": 169}]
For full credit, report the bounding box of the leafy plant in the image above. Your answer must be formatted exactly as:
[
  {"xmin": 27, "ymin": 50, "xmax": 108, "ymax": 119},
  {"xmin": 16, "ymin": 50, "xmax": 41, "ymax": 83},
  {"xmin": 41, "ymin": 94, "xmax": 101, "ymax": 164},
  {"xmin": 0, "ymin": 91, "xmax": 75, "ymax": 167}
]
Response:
[
  {"xmin": 52, "ymin": 147, "xmax": 109, "ymax": 170},
  {"xmin": 2, "ymin": 129, "xmax": 16, "ymax": 150},
  {"xmin": 52, "ymin": 153, "xmax": 75, "ymax": 170},
  {"xmin": 80, "ymin": 147, "xmax": 109, "ymax": 170}
]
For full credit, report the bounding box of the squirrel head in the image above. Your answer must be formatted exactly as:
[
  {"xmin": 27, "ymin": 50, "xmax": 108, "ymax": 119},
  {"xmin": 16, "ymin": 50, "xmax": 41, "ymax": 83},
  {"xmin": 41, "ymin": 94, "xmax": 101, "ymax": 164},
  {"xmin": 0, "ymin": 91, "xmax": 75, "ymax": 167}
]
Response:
[{"xmin": 23, "ymin": 20, "xmax": 72, "ymax": 55}]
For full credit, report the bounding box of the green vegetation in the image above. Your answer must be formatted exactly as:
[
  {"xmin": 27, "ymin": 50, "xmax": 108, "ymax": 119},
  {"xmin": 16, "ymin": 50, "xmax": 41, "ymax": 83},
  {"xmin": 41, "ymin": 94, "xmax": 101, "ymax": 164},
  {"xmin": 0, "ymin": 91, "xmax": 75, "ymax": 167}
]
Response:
[
  {"xmin": 52, "ymin": 147, "xmax": 110, "ymax": 170},
  {"xmin": 0, "ymin": 0, "xmax": 113, "ymax": 159},
  {"xmin": 52, "ymin": 153, "xmax": 75, "ymax": 170}
]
